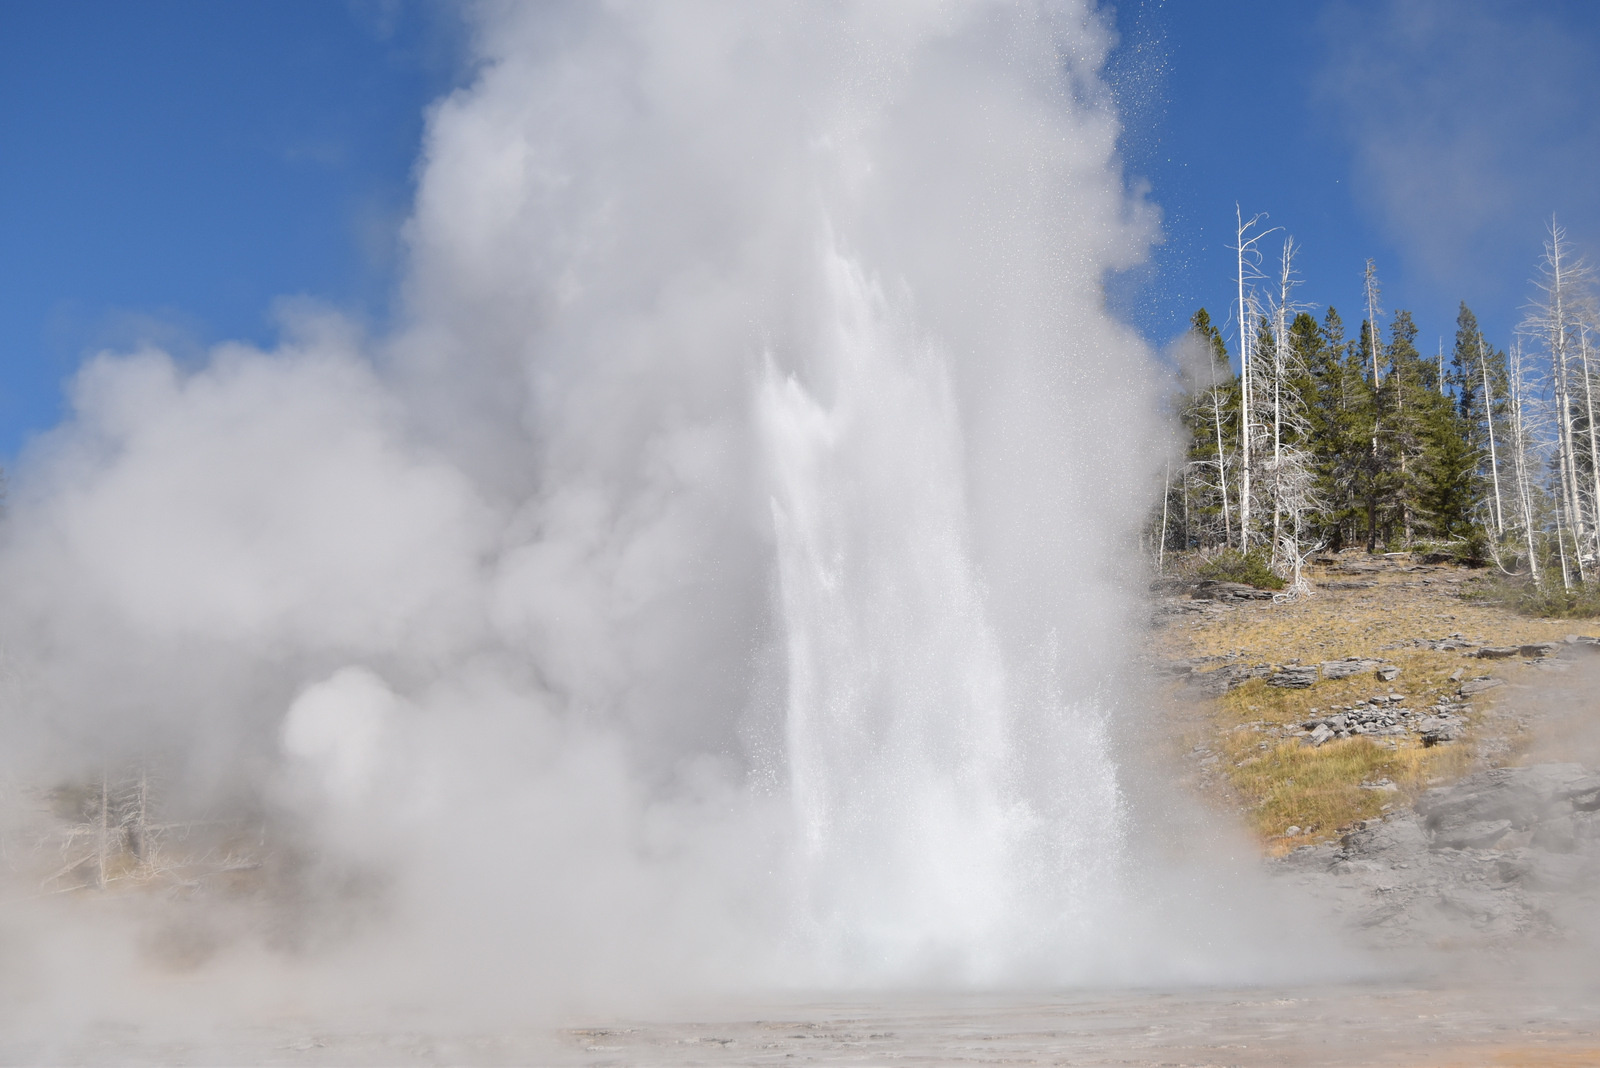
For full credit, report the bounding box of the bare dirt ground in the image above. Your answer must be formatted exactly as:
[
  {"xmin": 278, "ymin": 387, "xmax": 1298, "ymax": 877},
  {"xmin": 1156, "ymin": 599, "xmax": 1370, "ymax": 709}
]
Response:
[{"xmin": 7, "ymin": 982, "xmax": 1600, "ymax": 1066}]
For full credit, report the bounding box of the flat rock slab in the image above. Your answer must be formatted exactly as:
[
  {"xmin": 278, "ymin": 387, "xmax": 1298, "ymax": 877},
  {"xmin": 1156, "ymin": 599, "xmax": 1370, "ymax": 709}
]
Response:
[
  {"xmin": 1320, "ymin": 658, "xmax": 1387, "ymax": 680},
  {"xmin": 1267, "ymin": 666, "xmax": 1319, "ymax": 688},
  {"xmin": 1191, "ymin": 579, "xmax": 1275, "ymax": 601}
]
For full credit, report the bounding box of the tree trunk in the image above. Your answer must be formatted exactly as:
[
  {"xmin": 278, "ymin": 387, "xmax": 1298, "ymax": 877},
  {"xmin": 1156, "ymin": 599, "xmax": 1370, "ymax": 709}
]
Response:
[{"xmin": 1479, "ymin": 337, "xmax": 1506, "ymax": 538}]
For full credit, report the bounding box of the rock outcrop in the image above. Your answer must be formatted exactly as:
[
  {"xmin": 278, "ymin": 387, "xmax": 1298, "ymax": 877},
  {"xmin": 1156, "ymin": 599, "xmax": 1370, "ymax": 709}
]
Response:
[{"xmin": 1275, "ymin": 763, "xmax": 1600, "ymax": 947}]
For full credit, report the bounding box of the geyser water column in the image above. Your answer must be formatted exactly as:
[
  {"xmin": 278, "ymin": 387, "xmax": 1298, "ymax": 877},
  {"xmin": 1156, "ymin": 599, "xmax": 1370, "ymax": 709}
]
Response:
[{"xmin": 763, "ymin": 250, "xmax": 1126, "ymax": 980}]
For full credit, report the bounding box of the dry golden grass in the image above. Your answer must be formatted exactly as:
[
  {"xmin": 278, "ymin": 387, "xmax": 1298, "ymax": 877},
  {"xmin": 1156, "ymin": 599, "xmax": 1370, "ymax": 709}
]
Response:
[
  {"xmin": 1153, "ymin": 557, "xmax": 1600, "ymax": 852},
  {"xmin": 1208, "ymin": 677, "xmax": 1475, "ymax": 854}
]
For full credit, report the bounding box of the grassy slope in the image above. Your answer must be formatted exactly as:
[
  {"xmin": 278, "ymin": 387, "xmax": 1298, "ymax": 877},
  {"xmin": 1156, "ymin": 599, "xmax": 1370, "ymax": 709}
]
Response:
[{"xmin": 1151, "ymin": 554, "xmax": 1600, "ymax": 854}]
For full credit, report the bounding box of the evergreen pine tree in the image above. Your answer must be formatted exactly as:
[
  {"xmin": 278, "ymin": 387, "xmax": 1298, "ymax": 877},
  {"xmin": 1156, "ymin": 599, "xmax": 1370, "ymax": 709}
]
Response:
[
  {"xmin": 1179, "ymin": 308, "xmax": 1239, "ymax": 549},
  {"xmin": 1303, "ymin": 307, "xmax": 1368, "ymax": 550}
]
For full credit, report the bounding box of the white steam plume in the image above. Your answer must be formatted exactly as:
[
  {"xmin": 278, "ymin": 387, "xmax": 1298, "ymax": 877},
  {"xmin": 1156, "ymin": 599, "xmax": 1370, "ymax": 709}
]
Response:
[{"xmin": 0, "ymin": 0, "xmax": 1310, "ymax": 1024}]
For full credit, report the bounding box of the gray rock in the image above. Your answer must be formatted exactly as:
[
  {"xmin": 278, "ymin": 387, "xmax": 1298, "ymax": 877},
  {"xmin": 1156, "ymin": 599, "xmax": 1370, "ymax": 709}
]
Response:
[
  {"xmin": 1434, "ymin": 819, "xmax": 1513, "ymax": 850},
  {"xmin": 1477, "ymin": 647, "xmax": 1521, "ymax": 659},
  {"xmin": 1189, "ymin": 663, "xmax": 1271, "ymax": 695},
  {"xmin": 1191, "ymin": 580, "xmax": 1275, "ymax": 602},
  {"xmin": 1423, "ymin": 637, "xmax": 1479, "ymax": 651},
  {"xmin": 1342, "ymin": 815, "xmax": 1429, "ymax": 856},
  {"xmin": 1496, "ymin": 851, "xmax": 1593, "ymax": 891},
  {"xmin": 1267, "ymin": 665, "xmax": 1319, "ymax": 689},
  {"xmin": 1272, "ymin": 762, "xmax": 1600, "ymax": 951},
  {"xmin": 1376, "ymin": 665, "xmax": 1401, "ymax": 682},
  {"xmin": 1459, "ymin": 677, "xmax": 1503, "ymax": 696},
  {"xmin": 1532, "ymin": 816, "xmax": 1579, "ymax": 853},
  {"xmin": 1436, "ymin": 887, "xmax": 1509, "ymax": 923},
  {"xmin": 1566, "ymin": 777, "xmax": 1600, "ymax": 811},
  {"xmin": 1420, "ymin": 764, "xmax": 1589, "ymax": 828},
  {"xmin": 1417, "ymin": 716, "xmax": 1464, "ymax": 746},
  {"xmin": 1516, "ymin": 763, "xmax": 1592, "ymax": 797},
  {"xmin": 1307, "ymin": 723, "xmax": 1335, "ymax": 747},
  {"xmin": 1320, "ymin": 657, "xmax": 1386, "ymax": 680},
  {"xmin": 1519, "ymin": 642, "xmax": 1560, "ymax": 658}
]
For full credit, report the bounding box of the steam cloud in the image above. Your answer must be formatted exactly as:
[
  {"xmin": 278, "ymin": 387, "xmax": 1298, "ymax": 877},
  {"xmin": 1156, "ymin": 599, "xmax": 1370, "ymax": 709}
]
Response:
[{"xmin": 0, "ymin": 0, "xmax": 1300, "ymax": 1024}]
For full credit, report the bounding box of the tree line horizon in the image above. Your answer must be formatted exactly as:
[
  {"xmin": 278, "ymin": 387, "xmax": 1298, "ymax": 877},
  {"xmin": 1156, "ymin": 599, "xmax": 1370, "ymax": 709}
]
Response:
[{"xmin": 1157, "ymin": 212, "xmax": 1599, "ymax": 598}]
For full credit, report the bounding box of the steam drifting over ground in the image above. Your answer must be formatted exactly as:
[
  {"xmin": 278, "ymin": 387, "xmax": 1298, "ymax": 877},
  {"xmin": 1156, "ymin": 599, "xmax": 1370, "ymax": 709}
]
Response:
[{"xmin": 0, "ymin": 0, "xmax": 1315, "ymax": 1028}]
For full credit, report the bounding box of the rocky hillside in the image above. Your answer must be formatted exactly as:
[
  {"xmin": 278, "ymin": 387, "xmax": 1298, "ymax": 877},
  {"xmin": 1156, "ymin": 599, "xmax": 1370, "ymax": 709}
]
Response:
[
  {"xmin": 1151, "ymin": 549, "xmax": 1600, "ymax": 950},
  {"xmin": 1150, "ymin": 550, "xmax": 1600, "ymax": 847}
]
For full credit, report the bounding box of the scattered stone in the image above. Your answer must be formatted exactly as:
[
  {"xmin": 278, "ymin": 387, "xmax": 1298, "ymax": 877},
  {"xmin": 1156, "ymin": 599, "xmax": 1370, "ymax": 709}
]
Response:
[
  {"xmin": 1301, "ymin": 700, "xmax": 1421, "ymax": 742},
  {"xmin": 1459, "ymin": 677, "xmax": 1503, "ymax": 696},
  {"xmin": 1476, "ymin": 647, "xmax": 1520, "ymax": 659},
  {"xmin": 1322, "ymin": 580, "xmax": 1377, "ymax": 590},
  {"xmin": 1422, "ymin": 636, "xmax": 1479, "ymax": 650},
  {"xmin": 1375, "ymin": 665, "xmax": 1400, "ymax": 682}
]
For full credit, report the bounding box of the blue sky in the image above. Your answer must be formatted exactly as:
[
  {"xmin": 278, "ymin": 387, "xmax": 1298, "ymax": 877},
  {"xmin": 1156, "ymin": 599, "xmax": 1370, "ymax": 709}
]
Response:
[
  {"xmin": 2, "ymin": 0, "xmax": 1598, "ymax": 464},
  {"xmin": 1116, "ymin": 0, "xmax": 1600, "ymax": 357},
  {"xmin": 0, "ymin": 1, "xmax": 460, "ymax": 461}
]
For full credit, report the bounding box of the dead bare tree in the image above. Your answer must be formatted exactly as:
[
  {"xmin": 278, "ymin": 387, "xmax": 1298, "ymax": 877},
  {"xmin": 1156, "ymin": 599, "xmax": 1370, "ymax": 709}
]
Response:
[
  {"xmin": 1233, "ymin": 206, "xmax": 1277, "ymax": 551},
  {"xmin": 1362, "ymin": 259, "xmax": 1386, "ymax": 551},
  {"xmin": 1263, "ymin": 237, "xmax": 1320, "ymax": 593},
  {"xmin": 1524, "ymin": 219, "xmax": 1592, "ymax": 584},
  {"xmin": 1581, "ymin": 324, "xmax": 1600, "ymax": 569},
  {"xmin": 1507, "ymin": 339, "xmax": 1544, "ymax": 588},
  {"xmin": 1478, "ymin": 334, "xmax": 1507, "ymax": 539}
]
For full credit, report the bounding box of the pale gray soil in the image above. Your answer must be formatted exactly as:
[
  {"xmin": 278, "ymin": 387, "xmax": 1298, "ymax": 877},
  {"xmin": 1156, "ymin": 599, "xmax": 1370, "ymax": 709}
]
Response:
[{"xmin": 6, "ymin": 983, "xmax": 1600, "ymax": 1066}]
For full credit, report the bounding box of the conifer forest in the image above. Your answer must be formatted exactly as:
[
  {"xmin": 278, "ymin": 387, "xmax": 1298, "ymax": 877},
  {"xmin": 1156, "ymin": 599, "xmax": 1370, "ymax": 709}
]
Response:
[{"xmin": 1158, "ymin": 214, "xmax": 1600, "ymax": 603}]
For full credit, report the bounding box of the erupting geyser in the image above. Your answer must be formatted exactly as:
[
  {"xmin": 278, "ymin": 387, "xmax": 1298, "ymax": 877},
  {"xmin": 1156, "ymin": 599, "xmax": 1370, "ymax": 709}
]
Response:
[{"xmin": 0, "ymin": 0, "xmax": 1174, "ymax": 1008}]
